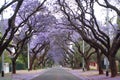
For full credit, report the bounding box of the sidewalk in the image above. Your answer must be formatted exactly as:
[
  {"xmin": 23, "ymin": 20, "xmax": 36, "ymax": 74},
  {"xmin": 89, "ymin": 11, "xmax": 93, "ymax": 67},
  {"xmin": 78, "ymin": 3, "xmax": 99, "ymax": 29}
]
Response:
[
  {"xmin": 0, "ymin": 73, "xmax": 12, "ymax": 80},
  {"xmin": 0, "ymin": 68, "xmax": 48, "ymax": 80},
  {"xmin": 68, "ymin": 69, "xmax": 120, "ymax": 80},
  {"xmin": 12, "ymin": 68, "xmax": 48, "ymax": 80}
]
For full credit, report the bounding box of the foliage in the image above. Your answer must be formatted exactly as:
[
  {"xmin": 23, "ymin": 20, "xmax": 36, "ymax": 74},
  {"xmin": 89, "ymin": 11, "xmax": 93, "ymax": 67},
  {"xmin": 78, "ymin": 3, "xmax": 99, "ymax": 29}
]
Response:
[
  {"xmin": 117, "ymin": 15, "xmax": 120, "ymax": 28},
  {"xmin": 116, "ymin": 49, "xmax": 120, "ymax": 61},
  {"xmin": 0, "ymin": 51, "xmax": 11, "ymax": 63},
  {"xmin": 16, "ymin": 61, "xmax": 27, "ymax": 70},
  {"xmin": 0, "ymin": 32, "xmax": 2, "ymax": 39},
  {"xmin": 4, "ymin": 53, "xmax": 11, "ymax": 63},
  {"xmin": 16, "ymin": 44, "xmax": 28, "ymax": 69}
]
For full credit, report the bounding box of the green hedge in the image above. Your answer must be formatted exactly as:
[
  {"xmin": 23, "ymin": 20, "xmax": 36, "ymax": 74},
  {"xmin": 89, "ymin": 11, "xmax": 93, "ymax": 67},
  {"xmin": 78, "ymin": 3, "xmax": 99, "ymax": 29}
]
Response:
[{"xmin": 16, "ymin": 62, "xmax": 27, "ymax": 70}]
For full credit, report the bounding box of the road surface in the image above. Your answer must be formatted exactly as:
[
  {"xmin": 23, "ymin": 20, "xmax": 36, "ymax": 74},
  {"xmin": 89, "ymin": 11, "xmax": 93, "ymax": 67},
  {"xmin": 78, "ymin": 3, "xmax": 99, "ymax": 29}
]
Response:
[{"xmin": 31, "ymin": 67, "xmax": 81, "ymax": 80}]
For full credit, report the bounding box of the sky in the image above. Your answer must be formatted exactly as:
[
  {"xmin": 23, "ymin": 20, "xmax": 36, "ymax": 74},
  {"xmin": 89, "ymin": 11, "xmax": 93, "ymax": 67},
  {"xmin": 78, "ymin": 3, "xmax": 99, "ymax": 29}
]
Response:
[
  {"xmin": 0, "ymin": 0, "xmax": 117, "ymax": 24},
  {"xmin": 94, "ymin": 3, "xmax": 117, "ymax": 25},
  {"xmin": 0, "ymin": 0, "xmax": 13, "ymax": 19}
]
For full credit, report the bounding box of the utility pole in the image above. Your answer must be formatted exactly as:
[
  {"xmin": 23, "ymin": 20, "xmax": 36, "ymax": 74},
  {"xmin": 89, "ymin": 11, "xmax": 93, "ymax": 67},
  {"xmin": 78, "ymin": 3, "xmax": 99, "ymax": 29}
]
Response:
[
  {"xmin": 82, "ymin": 40, "xmax": 85, "ymax": 71},
  {"xmin": 1, "ymin": 0, "xmax": 7, "ymax": 77},
  {"xmin": 28, "ymin": 42, "xmax": 30, "ymax": 71},
  {"xmin": 1, "ymin": 52, "xmax": 4, "ymax": 77},
  {"xmin": 1, "ymin": 4, "xmax": 4, "ymax": 77},
  {"xmin": 105, "ymin": 8, "xmax": 110, "ymax": 77}
]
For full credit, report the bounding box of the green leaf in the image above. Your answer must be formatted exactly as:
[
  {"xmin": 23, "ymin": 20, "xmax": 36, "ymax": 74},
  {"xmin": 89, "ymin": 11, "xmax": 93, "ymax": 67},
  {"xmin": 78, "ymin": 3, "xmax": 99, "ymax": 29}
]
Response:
[{"xmin": 117, "ymin": 15, "xmax": 120, "ymax": 28}]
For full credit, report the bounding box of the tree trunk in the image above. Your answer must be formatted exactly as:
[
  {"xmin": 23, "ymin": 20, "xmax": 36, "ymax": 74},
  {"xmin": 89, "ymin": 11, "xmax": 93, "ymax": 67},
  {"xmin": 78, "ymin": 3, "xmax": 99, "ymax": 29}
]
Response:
[
  {"xmin": 29, "ymin": 59, "xmax": 34, "ymax": 70},
  {"xmin": 85, "ymin": 59, "xmax": 90, "ymax": 71},
  {"xmin": 29, "ymin": 55, "xmax": 37, "ymax": 70},
  {"xmin": 71, "ymin": 58, "xmax": 74, "ymax": 68},
  {"xmin": 43, "ymin": 60, "xmax": 46, "ymax": 68},
  {"xmin": 97, "ymin": 53, "xmax": 103, "ymax": 74},
  {"xmin": 12, "ymin": 60, "xmax": 16, "ymax": 74},
  {"xmin": 109, "ymin": 56, "xmax": 117, "ymax": 77},
  {"xmin": 29, "ymin": 63, "xmax": 33, "ymax": 70},
  {"xmin": 71, "ymin": 61, "xmax": 74, "ymax": 68}
]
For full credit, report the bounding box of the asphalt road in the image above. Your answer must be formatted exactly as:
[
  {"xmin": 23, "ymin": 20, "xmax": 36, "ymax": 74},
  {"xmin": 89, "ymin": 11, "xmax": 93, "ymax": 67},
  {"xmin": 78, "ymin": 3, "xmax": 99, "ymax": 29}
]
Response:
[{"xmin": 31, "ymin": 67, "xmax": 81, "ymax": 80}]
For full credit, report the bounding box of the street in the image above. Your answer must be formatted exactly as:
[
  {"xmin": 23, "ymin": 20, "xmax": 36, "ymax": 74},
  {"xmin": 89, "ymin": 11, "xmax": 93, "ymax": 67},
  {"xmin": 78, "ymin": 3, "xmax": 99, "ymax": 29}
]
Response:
[{"xmin": 31, "ymin": 67, "xmax": 81, "ymax": 80}]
